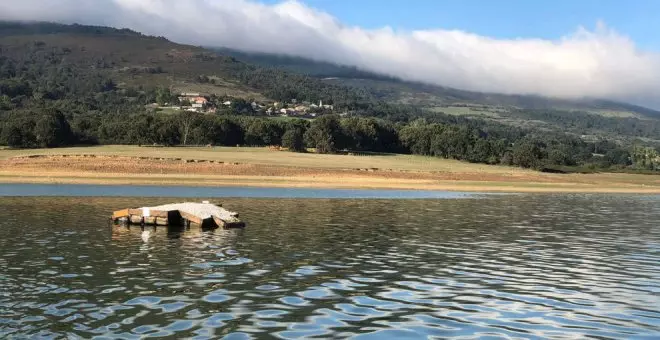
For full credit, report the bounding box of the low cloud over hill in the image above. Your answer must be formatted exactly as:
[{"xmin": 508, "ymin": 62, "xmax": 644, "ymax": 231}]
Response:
[{"xmin": 2, "ymin": 0, "xmax": 659, "ymax": 107}]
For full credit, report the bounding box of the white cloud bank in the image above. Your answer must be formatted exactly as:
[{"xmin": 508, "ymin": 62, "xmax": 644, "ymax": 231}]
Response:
[{"xmin": 1, "ymin": 0, "xmax": 659, "ymax": 106}]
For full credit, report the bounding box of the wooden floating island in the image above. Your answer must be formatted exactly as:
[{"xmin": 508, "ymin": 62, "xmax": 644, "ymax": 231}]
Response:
[{"xmin": 112, "ymin": 202, "xmax": 245, "ymax": 229}]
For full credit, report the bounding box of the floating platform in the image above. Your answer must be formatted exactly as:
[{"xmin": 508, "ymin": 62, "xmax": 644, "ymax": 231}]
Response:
[{"xmin": 112, "ymin": 202, "xmax": 245, "ymax": 229}]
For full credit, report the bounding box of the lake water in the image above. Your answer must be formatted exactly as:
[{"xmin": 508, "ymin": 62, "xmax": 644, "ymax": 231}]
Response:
[
  {"xmin": 0, "ymin": 184, "xmax": 477, "ymax": 199},
  {"xmin": 0, "ymin": 188, "xmax": 659, "ymax": 338}
]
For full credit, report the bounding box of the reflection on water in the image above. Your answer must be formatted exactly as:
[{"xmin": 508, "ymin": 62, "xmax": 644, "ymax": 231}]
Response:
[{"xmin": 1, "ymin": 195, "xmax": 659, "ymax": 338}]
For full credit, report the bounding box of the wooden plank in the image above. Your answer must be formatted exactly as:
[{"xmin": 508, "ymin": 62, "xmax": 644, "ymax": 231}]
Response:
[
  {"xmin": 150, "ymin": 210, "xmax": 170, "ymax": 218},
  {"xmin": 112, "ymin": 209, "xmax": 130, "ymax": 219},
  {"xmin": 127, "ymin": 208, "xmax": 169, "ymax": 218},
  {"xmin": 180, "ymin": 211, "xmax": 203, "ymax": 224}
]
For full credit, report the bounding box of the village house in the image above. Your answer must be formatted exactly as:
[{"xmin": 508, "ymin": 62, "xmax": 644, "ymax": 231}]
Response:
[
  {"xmin": 178, "ymin": 92, "xmax": 214, "ymax": 113},
  {"xmin": 191, "ymin": 96, "xmax": 208, "ymax": 109},
  {"xmin": 310, "ymin": 100, "xmax": 333, "ymax": 110},
  {"xmin": 178, "ymin": 92, "xmax": 200, "ymax": 103},
  {"xmin": 294, "ymin": 105, "xmax": 308, "ymax": 112}
]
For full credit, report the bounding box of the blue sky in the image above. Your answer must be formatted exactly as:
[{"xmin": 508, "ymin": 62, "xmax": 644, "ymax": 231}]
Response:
[{"xmin": 268, "ymin": 0, "xmax": 659, "ymax": 51}]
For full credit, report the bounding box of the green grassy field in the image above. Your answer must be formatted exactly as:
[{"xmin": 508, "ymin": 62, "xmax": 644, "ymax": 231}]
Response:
[
  {"xmin": 584, "ymin": 109, "xmax": 642, "ymax": 119},
  {"xmin": 428, "ymin": 106, "xmax": 503, "ymax": 118}
]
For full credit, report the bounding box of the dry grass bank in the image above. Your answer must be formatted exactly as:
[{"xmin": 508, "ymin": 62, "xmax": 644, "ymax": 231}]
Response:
[
  {"xmin": 0, "ymin": 145, "xmax": 524, "ymax": 173},
  {"xmin": 0, "ymin": 146, "xmax": 659, "ymax": 193}
]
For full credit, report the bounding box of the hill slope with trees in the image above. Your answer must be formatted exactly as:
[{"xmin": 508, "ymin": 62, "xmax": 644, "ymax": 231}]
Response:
[
  {"xmin": 1, "ymin": 21, "xmax": 659, "ymax": 172},
  {"xmin": 216, "ymin": 47, "xmax": 660, "ymax": 119}
]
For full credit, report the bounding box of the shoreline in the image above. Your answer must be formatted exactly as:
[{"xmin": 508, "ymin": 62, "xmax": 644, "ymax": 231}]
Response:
[
  {"xmin": 1, "ymin": 177, "xmax": 659, "ymax": 194},
  {"xmin": 2, "ymin": 170, "xmax": 659, "ymax": 195},
  {"xmin": 0, "ymin": 147, "xmax": 659, "ymax": 194}
]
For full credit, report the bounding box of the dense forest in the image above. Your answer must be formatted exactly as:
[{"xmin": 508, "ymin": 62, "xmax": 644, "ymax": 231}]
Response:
[{"xmin": 1, "ymin": 21, "xmax": 659, "ymax": 172}]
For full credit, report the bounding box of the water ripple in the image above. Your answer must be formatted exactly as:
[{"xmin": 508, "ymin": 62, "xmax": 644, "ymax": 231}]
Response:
[{"xmin": 0, "ymin": 195, "xmax": 659, "ymax": 338}]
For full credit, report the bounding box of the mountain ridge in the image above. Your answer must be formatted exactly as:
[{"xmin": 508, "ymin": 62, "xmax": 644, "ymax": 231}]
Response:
[
  {"xmin": 1, "ymin": 20, "xmax": 659, "ymax": 144},
  {"xmin": 2, "ymin": 20, "xmax": 658, "ymax": 119},
  {"xmin": 215, "ymin": 47, "xmax": 660, "ymax": 119},
  {"xmin": 1, "ymin": 21, "xmax": 659, "ymax": 172}
]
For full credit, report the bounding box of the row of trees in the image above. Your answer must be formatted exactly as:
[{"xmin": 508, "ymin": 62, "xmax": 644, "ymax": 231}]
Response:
[{"xmin": 2, "ymin": 110, "xmax": 653, "ymax": 170}]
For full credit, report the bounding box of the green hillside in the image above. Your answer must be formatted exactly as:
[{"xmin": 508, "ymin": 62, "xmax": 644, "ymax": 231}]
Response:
[
  {"xmin": 332, "ymin": 78, "xmax": 660, "ymax": 120},
  {"xmin": 215, "ymin": 47, "xmax": 660, "ymax": 120},
  {"xmin": 0, "ymin": 21, "xmax": 373, "ymax": 107},
  {"xmin": 215, "ymin": 48, "xmax": 660, "ymax": 143},
  {"xmin": 0, "ymin": 21, "xmax": 659, "ymax": 173}
]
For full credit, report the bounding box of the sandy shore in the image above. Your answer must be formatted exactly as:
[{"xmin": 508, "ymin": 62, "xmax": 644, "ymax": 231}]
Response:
[{"xmin": 1, "ymin": 152, "xmax": 659, "ymax": 193}]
